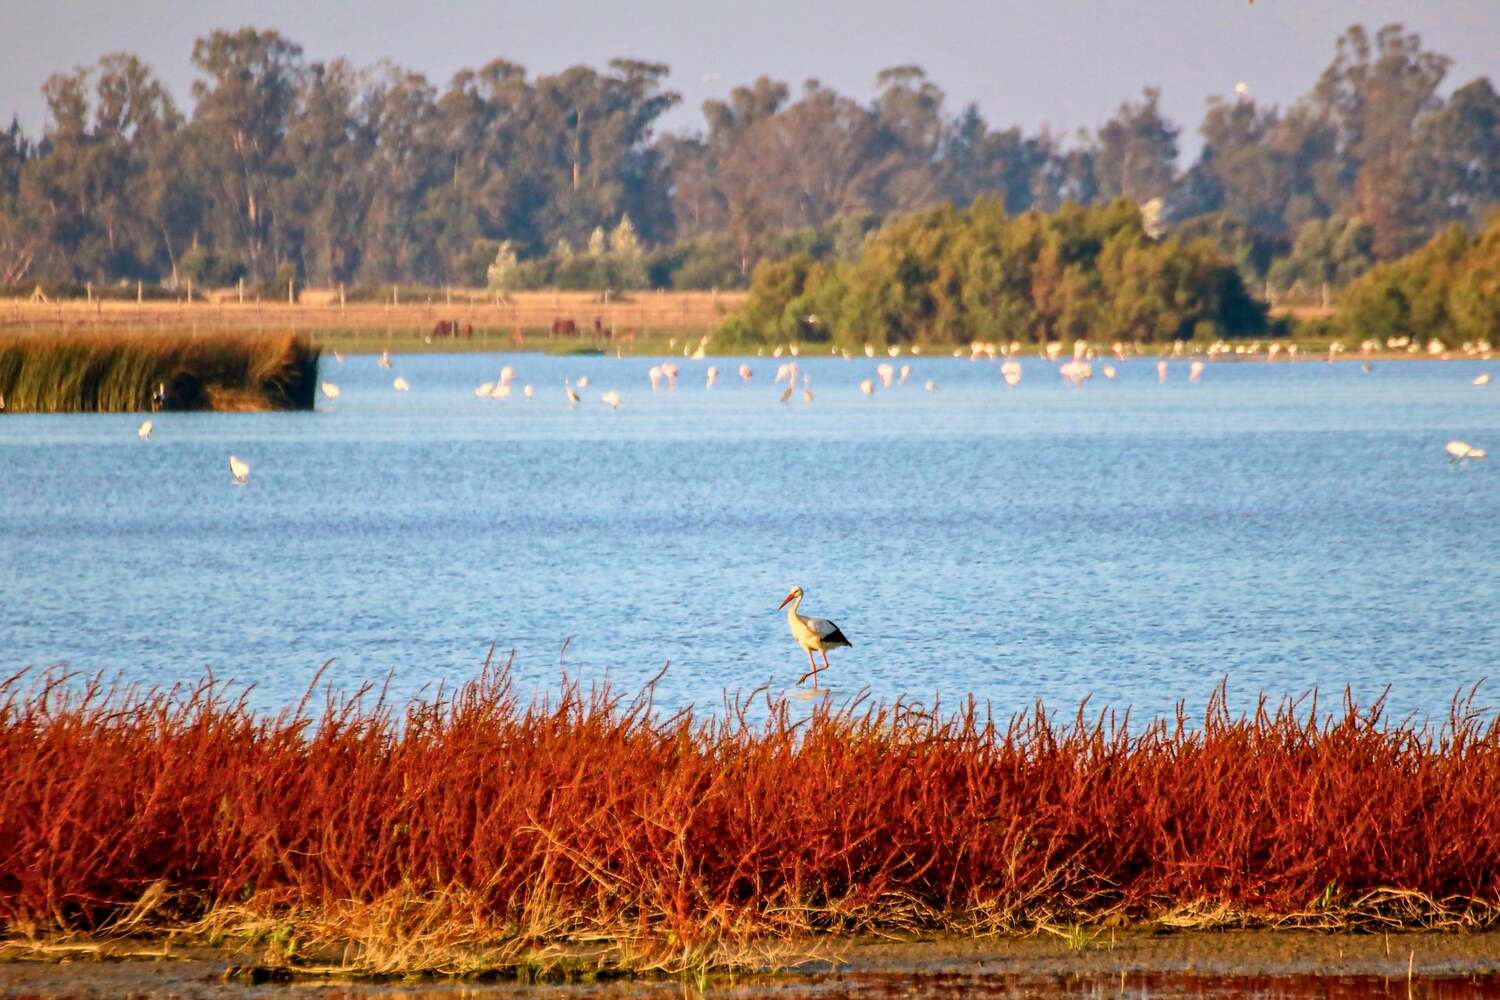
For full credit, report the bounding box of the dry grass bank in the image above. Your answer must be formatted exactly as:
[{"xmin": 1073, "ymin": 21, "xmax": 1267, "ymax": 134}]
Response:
[{"xmin": 0, "ymin": 290, "xmax": 746, "ymax": 346}]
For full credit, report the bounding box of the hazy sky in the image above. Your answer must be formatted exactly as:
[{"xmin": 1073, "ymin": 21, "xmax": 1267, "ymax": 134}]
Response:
[{"xmin": 3, "ymin": 1, "xmax": 1498, "ymax": 160}]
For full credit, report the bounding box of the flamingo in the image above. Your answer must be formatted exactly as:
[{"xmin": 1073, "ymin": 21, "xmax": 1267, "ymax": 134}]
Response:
[
  {"xmin": 779, "ymin": 586, "xmax": 851, "ymax": 688},
  {"xmin": 877, "ymin": 363, "xmax": 895, "ymax": 389},
  {"xmin": 1475, "ymin": 373, "xmax": 1491, "ymax": 386},
  {"xmin": 1001, "ymin": 360, "xmax": 1021, "ymax": 386},
  {"xmin": 860, "ymin": 378, "xmax": 875, "ymax": 397},
  {"xmin": 1156, "ymin": 360, "xmax": 1168, "ymax": 383},
  {"xmin": 393, "ymin": 377, "xmax": 410, "ymax": 392},
  {"xmin": 601, "ymin": 389, "xmax": 622, "ymax": 410},
  {"xmin": 228, "ymin": 454, "xmax": 250, "ymax": 485},
  {"xmin": 649, "ymin": 365, "xmax": 663, "ymax": 391},
  {"xmin": 738, "ymin": 363, "xmax": 753, "ymax": 383},
  {"xmin": 321, "ymin": 381, "xmax": 340, "ymax": 401},
  {"xmin": 476, "ymin": 382, "xmax": 495, "ymax": 397},
  {"xmin": 137, "ymin": 420, "xmax": 152, "ymax": 440},
  {"xmin": 1189, "ymin": 361, "xmax": 1204, "ymax": 383},
  {"xmin": 577, "ymin": 375, "xmax": 591, "ymax": 390},
  {"xmin": 523, "ymin": 384, "xmax": 534, "ymax": 400},
  {"xmin": 924, "ymin": 379, "xmax": 938, "ymax": 392},
  {"xmin": 1447, "ymin": 441, "xmax": 1487, "ymax": 463}
]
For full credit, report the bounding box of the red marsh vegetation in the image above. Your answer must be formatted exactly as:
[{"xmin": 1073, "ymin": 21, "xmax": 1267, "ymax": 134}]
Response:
[{"xmin": 1, "ymin": 662, "xmax": 1498, "ymax": 975}]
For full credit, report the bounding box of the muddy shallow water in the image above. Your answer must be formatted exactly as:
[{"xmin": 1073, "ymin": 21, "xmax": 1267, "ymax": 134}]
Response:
[{"xmin": 6, "ymin": 930, "xmax": 1500, "ymax": 999}]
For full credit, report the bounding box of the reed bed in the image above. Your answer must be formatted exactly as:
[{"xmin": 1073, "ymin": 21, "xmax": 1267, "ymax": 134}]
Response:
[
  {"xmin": 2, "ymin": 664, "xmax": 1498, "ymax": 977},
  {"xmin": 0, "ymin": 331, "xmax": 318, "ymax": 412}
]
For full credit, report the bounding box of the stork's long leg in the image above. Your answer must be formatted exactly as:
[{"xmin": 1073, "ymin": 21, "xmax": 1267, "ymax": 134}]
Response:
[
  {"xmin": 820, "ymin": 649, "xmax": 831, "ymax": 672},
  {"xmin": 804, "ymin": 647, "xmax": 819, "ymax": 688}
]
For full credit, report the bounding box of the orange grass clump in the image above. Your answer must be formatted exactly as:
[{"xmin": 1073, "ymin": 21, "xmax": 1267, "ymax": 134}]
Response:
[{"xmin": 2, "ymin": 662, "xmax": 1499, "ymax": 975}]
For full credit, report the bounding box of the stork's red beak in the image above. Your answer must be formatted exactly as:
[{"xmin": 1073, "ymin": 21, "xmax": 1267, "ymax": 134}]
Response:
[{"xmin": 778, "ymin": 591, "xmax": 796, "ymax": 609}]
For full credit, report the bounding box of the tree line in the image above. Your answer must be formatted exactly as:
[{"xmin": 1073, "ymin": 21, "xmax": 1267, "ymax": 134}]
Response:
[
  {"xmin": 723, "ymin": 198, "xmax": 1266, "ymax": 347},
  {"xmin": 0, "ymin": 23, "xmax": 1495, "ymax": 294}
]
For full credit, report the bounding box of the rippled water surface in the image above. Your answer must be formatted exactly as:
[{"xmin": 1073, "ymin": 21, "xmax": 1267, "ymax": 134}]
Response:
[{"xmin": 4, "ymin": 352, "xmax": 1498, "ymax": 721}]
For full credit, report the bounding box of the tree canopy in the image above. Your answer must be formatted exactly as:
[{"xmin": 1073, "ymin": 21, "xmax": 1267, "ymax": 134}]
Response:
[{"xmin": 0, "ymin": 22, "xmax": 1496, "ymax": 294}]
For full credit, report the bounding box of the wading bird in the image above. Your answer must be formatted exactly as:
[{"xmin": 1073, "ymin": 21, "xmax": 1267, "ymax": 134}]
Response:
[
  {"xmin": 802, "ymin": 376, "xmax": 814, "ymax": 404},
  {"xmin": 523, "ymin": 384, "xmax": 534, "ymax": 400},
  {"xmin": 1157, "ymin": 360, "xmax": 1168, "ymax": 383},
  {"xmin": 577, "ymin": 376, "xmax": 591, "ymax": 390},
  {"xmin": 706, "ymin": 365, "xmax": 718, "ymax": 389},
  {"xmin": 1447, "ymin": 440, "xmax": 1487, "ymax": 462},
  {"xmin": 228, "ymin": 454, "xmax": 250, "ymax": 485},
  {"xmin": 565, "ymin": 379, "xmax": 581, "ymax": 407},
  {"xmin": 739, "ymin": 363, "xmax": 753, "ymax": 383},
  {"xmin": 779, "ymin": 585, "xmax": 851, "ymax": 688},
  {"xmin": 378, "ymin": 351, "xmax": 392, "ymax": 369},
  {"xmin": 601, "ymin": 389, "xmax": 622, "ymax": 410},
  {"xmin": 780, "ymin": 383, "xmax": 795, "ymax": 404},
  {"xmin": 137, "ymin": 420, "xmax": 152, "ymax": 440},
  {"xmin": 1475, "ymin": 373, "xmax": 1491, "ymax": 386},
  {"xmin": 321, "ymin": 381, "xmax": 340, "ymax": 401},
  {"xmin": 860, "ymin": 378, "xmax": 875, "ymax": 396},
  {"xmin": 1189, "ymin": 361, "xmax": 1204, "ymax": 383},
  {"xmin": 392, "ymin": 376, "xmax": 410, "ymax": 392}
]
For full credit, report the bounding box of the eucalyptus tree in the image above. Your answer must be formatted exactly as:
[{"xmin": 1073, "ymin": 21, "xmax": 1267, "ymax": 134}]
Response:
[{"xmin": 186, "ymin": 28, "xmax": 306, "ymax": 279}]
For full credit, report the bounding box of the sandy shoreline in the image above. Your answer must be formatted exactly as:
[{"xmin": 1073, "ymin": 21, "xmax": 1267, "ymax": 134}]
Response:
[{"xmin": 4, "ymin": 929, "xmax": 1500, "ymax": 997}]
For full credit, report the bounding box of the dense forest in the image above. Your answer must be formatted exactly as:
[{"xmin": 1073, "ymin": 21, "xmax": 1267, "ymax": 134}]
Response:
[{"xmin": 0, "ymin": 22, "xmax": 1496, "ymax": 295}]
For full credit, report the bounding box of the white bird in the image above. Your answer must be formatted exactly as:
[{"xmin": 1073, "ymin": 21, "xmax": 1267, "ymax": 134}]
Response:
[
  {"xmin": 779, "ymin": 585, "xmax": 851, "ymax": 688},
  {"xmin": 488, "ymin": 382, "xmax": 512, "ymax": 400},
  {"xmin": 649, "ymin": 365, "xmax": 663, "ymax": 391},
  {"xmin": 706, "ymin": 365, "xmax": 719, "ymax": 389},
  {"xmin": 924, "ymin": 379, "xmax": 938, "ymax": 392},
  {"xmin": 738, "ymin": 363, "xmax": 753, "ymax": 383},
  {"xmin": 137, "ymin": 420, "xmax": 152, "ymax": 440},
  {"xmin": 392, "ymin": 376, "xmax": 410, "ymax": 392},
  {"xmin": 1102, "ymin": 365, "xmax": 1117, "ymax": 380},
  {"xmin": 1475, "ymin": 373, "xmax": 1491, "ymax": 386},
  {"xmin": 378, "ymin": 350, "xmax": 392, "ymax": 369},
  {"xmin": 565, "ymin": 379, "xmax": 581, "ymax": 407},
  {"xmin": 899, "ymin": 364, "xmax": 911, "ymax": 385},
  {"xmin": 499, "ymin": 365, "xmax": 515, "ymax": 385},
  {"xmin": 523, "ymin": 384, "xmax": 534, "ymax": 400},
  {"xmin": 321, "ymin": 381, "xmax": 340, "ymax": 401},
  {"xmin": 1157, "ymin": 360, "xmax": 1168, "ymax": 383},
  {"xmin": 1189, "ymin": 361, "xmax": 1205, "ymax": 383},
  {"xmin": 1447, "ymin": 440, "xmax": 1487, "ymax": 462},
  {"xmin": 576, "ymin": 375, "xmax": 591, "ymax": 390},
  {"xmin": 333, "ymin": 351, "xmax": 345, "ymax": 364},
  {"xmin": 877, "ymin": 363, "xmax": 895, "ymax": 389},
  {"xmin": 228, "ymin": 454, "xmax": 250, "ymax": 485},
  {"xmin": 661, "ymin": 362, "xmax": 680, "ymax": 389},
  {"xmin": 772, "ymin": 345, "xmax": 784, "ymax": 358},
  {"xmin": 888, "ymin": 345, "xmax": 901, "ymax": 358},
  {"xmin": 1001, "ymin": 359, "xmax": 1022, "ymax": 387},
  {"xmin": 860, "ymin": 378, "xmax": 875, "ymax": 397},
  {"xmin": 864, "ymin": 343, "xmax": 876, "ymax": 358},
  {"xmin": 601, "ymin": 389, "xmax": 622, "ymax": 410},
  {"xmin": 802, "ymin": 377, "xmax": 814, "ymax": 404},
  {"xmin": 1059, "ymin": 360, "xmax": 1092, "ymax": 385},
  {"xmin": 476, "ymin": 382, "xmax": 495, "ymax": 397}
]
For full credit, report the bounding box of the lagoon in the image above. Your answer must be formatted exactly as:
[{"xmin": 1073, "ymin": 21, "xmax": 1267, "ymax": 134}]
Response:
[{"xmin": 3, "ymin": 352, "xmax": 1498, "ymax": 724}]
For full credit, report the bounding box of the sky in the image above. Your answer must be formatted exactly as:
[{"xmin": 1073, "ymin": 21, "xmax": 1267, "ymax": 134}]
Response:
[{"xmin": 2, "ymin": 0, "xmax": 1499, "ymax": 161}]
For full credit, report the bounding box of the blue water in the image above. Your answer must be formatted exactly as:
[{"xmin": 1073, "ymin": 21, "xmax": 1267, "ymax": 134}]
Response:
[{"xmin": 3, "ymin": 352, "xmax": 1498, "ymax": 724}]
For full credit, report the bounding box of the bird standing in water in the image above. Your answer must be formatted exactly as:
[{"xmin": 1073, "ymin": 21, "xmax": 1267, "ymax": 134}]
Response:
[{"xmin": 779, "ymin": 585, "xmax": 851, "ymax": 687}]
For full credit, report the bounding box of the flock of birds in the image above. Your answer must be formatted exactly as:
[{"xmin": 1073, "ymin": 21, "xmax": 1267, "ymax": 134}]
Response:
[{"xmin": 121, "ymin": 335, "xmax": 1494, "ymax": 486}]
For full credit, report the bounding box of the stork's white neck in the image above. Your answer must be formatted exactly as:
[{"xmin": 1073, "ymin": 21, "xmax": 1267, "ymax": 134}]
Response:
[{"xmin": 785, "ymin": 592, "xmax": 803, "ymax": 621}]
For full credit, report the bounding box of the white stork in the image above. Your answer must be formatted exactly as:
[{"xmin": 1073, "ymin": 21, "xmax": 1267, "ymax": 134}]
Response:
[
  {"xmin": 228, "ymin": 454, "xmax": 250, "ymax": 486},
  {"xmin": 779, "ymin": 585, "xmax": 851, "ymax": 688}
]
